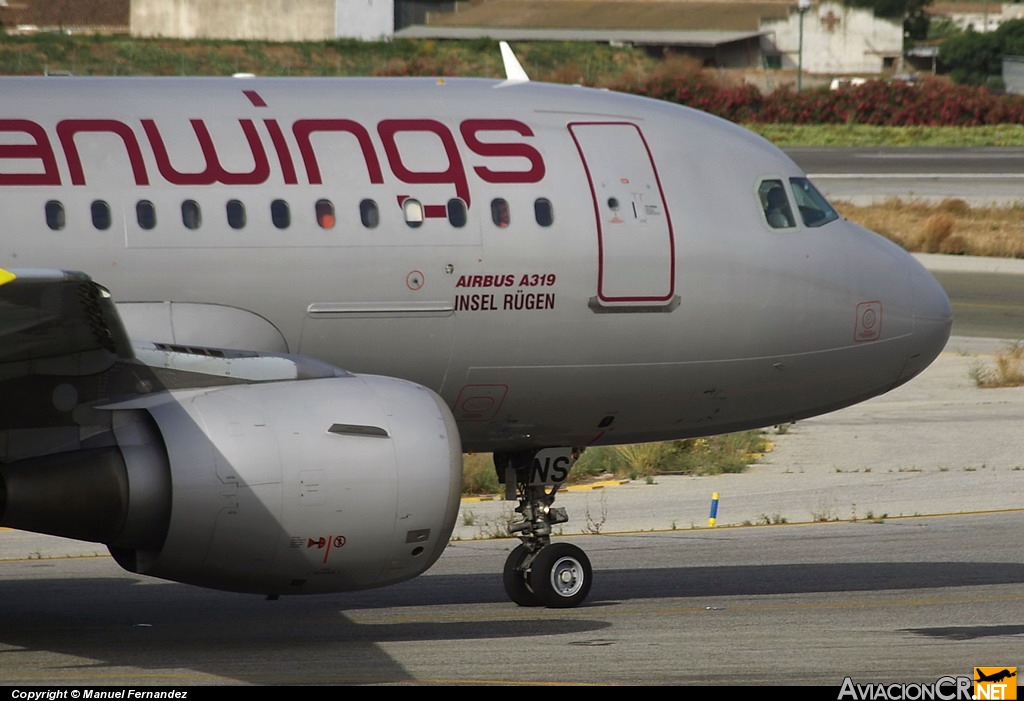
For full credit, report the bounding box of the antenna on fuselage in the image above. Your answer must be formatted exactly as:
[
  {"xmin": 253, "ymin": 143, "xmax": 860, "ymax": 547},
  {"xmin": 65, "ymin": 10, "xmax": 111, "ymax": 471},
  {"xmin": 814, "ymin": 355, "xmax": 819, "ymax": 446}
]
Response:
[{"xmin": 499, "ymin": 41, "xmax": 530, "ymax": 82}]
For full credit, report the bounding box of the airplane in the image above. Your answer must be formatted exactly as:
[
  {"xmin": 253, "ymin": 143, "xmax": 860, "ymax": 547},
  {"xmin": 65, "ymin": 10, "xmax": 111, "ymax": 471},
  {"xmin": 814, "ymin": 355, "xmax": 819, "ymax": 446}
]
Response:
[
  {"xmin": 976, "ymin": 670, "xmax": 1017, "ymax": 684},
  {"xmin": 0, "ymin": 45, "xmax": 952, "ymax": 609}
]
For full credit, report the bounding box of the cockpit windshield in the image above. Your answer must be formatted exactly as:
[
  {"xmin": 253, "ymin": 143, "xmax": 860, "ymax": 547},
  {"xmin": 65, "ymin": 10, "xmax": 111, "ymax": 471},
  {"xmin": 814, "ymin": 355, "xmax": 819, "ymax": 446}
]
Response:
[
  {"xmin": 789, "ymin": 177, "xmax": 839, "ymax": 228},
  {"xmin": 758, "ymin": 179, "xmax": 796, "ymax": 229}
]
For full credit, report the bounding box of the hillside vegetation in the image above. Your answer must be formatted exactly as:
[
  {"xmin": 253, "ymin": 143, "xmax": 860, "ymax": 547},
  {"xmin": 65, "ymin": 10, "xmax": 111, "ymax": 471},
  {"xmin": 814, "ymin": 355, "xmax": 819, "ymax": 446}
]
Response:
[{"xmin": 4, "ymin": 33, "xmax": 1024, "ymax": 146}]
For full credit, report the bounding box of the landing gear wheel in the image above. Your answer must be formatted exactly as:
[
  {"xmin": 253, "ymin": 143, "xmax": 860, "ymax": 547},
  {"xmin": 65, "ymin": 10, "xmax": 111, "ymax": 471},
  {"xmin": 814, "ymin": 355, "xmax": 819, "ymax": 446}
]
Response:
[
  {"xmin": 527, "ymin": 543, "xmax": 592, "ymax": 608},
  {"xmin": 503, "ymin": 544, "xmax": 540, "ymax": 607}
]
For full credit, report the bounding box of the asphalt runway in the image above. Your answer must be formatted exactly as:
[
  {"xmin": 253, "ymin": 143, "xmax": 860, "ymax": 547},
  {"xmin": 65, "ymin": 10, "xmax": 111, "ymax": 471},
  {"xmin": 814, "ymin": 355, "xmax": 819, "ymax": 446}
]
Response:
[
  {"xmin": 934, "ymin": 269, "xmax": 1024, "ymax": 338},
  {"xmin": 2, "ymin": 513, "xmax": 1022, "ymax": 685},
  {"xmin": 787, "ymin": 146, "xmax": 1024, "ymax": 204},
  {"xmin": 3, "ymin": 149, "xmax": 1024, "ymax": 687}
]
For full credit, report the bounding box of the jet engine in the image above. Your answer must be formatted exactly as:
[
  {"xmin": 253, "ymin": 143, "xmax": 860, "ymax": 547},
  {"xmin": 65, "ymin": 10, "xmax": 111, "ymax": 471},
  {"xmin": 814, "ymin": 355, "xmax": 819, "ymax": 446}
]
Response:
[{"xmin": 0, "ymin": 374, "xmax": 463, "ymax": 595}]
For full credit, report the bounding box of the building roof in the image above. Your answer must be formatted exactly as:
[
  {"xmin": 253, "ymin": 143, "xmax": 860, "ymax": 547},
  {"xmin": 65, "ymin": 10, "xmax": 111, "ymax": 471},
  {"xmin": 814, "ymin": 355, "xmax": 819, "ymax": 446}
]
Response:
[
  {"xmin": 427, "ymin": 0, "xmax": 790, "ymax": 32},
  {"xmin": 1, "ymin": 0, "xmax": 128, "ymax": 31},
  {"xmin": 395, "ymin": 24, "xmax": 769, "ymax": 46}
]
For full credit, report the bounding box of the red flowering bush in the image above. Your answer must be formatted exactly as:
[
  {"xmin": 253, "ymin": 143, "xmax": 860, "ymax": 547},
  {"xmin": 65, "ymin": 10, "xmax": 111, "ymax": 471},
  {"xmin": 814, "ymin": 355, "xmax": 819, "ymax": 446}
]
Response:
[{"xmin": 611, "ymin": 73, "xmax": 1024, "ymax": 126}]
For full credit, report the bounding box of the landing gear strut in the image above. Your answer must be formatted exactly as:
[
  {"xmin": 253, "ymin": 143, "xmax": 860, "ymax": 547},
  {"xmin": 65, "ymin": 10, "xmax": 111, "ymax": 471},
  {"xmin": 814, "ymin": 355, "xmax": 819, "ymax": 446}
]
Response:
[{"xmin": 495, "ymin": 449, "xmax": 593, "ymax": 608}]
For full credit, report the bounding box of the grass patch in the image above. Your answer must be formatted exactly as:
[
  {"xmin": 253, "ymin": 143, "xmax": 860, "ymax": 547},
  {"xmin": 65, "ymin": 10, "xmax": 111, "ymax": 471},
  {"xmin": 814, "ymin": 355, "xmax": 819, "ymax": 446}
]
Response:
[
  {"xmin": 572, "ymin": 431, "xmax": 770, "ymax": 480},
  {"xmin": 460, "ymin": 430, "xmax": 769, "ymax": 495},
  {"xmin": 747, "ymin": 123, "xmax": 1024, "ymax": 148},
  {"xmin": 971, "ymin": 342, "xmax": 1024, "ymax": 387},
  {"xmin": 462, "ymin": 453, "xmax": 499, "ymax": 495},
  {"xmin": 0, "ymin": 34, "xmax": 657, "ymax": 83},
  {"xmin": 835, "ymin": 198, "xmax": 1024, "ymax": 258}
]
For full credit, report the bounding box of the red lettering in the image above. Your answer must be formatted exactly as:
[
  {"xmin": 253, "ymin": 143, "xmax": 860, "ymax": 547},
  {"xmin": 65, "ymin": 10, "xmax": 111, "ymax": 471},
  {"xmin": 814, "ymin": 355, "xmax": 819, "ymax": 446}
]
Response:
[
  {"xmin": 57, "ymin": 119, "xmax": 149, "ymax": 186},
  {"xmin": 0, "ymin": 119, "xmax": 60, "ymax": 186},
  {"xmin": 264, "ymin": 119, "xmax": 297, "ymax": 185},
  {"xmin": 293, "ymin": 119, "xmax": 383, "ymax": 186},
  {"xmin": 143, "ymin": 118, "xmax": 270, "ymax": 185},
  {"xmin": 378, "ymin": 119, "xmax": 470, "ymax": 207},
  {"xmin": 0, "ymin": 113, "xmax": 550, "ymax": 196},
  {"xmin": 461, "ymin": 119, "xmax": 545, "ymax": 184},
  {"xmin": 243, "ymin": 90, "xmax": 267, "ymax": 108},
  {"xmin": 454, "ymin": 274, "xmax": 519, "ymax": 288}
]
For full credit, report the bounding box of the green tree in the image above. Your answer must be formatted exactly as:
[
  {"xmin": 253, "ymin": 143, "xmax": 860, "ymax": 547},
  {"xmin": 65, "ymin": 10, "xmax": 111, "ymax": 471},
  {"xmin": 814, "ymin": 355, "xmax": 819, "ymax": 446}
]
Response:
[
  {"xmin": 939, "ymin": 19, "xmax": 1024, "ymax": 86},
  {"xmin": 939, "ymin": 29, "xmax": 1001, "ymax": 85},
  {"xmin": 994, "ymin": 17, "xmax": 1024, "ymax": 56}
]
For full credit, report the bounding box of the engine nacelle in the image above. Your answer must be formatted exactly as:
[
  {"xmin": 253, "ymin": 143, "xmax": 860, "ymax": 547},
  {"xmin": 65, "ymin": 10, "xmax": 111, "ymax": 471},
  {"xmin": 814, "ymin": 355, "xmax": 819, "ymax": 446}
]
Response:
[{"xmin": 1, "ymin": 375, "xmax": 463, "ymax": 595}]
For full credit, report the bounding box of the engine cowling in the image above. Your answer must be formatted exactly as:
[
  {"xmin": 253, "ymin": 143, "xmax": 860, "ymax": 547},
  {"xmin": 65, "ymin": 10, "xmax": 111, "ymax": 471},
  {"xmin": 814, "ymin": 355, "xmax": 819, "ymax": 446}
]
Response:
[{"xmin": 0, "ymin": 374, "xmax": 463, "ymax": 595}]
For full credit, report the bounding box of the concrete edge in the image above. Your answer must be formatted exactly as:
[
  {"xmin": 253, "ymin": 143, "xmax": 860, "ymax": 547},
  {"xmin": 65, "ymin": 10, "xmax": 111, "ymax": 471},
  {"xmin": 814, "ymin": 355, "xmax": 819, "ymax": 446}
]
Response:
[{"xmin": 915, "ymin": 252, "xmax": 1024, "ymax": 275}]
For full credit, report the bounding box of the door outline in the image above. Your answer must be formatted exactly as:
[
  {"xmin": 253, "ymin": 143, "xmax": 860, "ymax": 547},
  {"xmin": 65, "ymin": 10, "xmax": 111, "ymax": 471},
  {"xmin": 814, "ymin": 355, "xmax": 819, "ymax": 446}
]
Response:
[{"xmin": 569, "ymin": 121, "xmax": 677, "ymax": 311}]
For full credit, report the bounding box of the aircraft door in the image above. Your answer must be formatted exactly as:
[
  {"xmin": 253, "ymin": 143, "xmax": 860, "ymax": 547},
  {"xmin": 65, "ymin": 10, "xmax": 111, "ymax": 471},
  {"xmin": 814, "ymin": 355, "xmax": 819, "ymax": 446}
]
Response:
[{"xmin": 569, "ymin": 122, "xmax": 678, "ymax": 312}]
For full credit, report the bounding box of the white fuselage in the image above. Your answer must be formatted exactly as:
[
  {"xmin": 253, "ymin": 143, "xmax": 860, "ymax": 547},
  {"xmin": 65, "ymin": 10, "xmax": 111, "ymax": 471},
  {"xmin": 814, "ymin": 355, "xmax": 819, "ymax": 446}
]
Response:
[{"xmin": 0, "ymin": 76, "xmax": 951, "ymax": 452}]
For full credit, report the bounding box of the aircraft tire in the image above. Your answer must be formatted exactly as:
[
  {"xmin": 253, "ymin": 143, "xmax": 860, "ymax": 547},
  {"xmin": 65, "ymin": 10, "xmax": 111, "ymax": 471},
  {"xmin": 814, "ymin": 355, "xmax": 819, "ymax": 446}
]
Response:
[
  {"xmin": 528, "ymin": 542, "xmax": 592, "ymax": 608},
  {"xmin": 503, "ymin": 544, "xmax": 541, "ymax": 607}
]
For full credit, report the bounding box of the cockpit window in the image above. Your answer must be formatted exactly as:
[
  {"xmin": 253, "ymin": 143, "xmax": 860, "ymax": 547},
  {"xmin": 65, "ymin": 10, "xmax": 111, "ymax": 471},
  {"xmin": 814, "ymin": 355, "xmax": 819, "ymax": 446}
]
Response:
[
  {"xmin": 790, "ymin": 177, "xmax": 839, "ymax": 228},
  {"xmin": 758, "ymin": 179, "xmax": 796, "ymax": 229}
]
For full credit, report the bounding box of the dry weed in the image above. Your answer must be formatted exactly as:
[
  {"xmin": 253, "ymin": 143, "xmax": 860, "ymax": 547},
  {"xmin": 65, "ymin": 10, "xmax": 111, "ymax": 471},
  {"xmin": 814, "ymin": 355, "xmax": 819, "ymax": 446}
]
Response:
[
  {"xmin": 972, "ymin": 343, "xmax": 1024, "ymax": 388},
  {"xmin": 938, "ymin": 198, "xmax": 971, "ymax": 216},
  {"xmin": 613, "ymin": 442, "xmax": 665, "ymax": 477},
  {"xmin": 917, "ymin": 213, "xmax": 955, "ymax": 253},
  {"xmin": 835, "ymin": 198, "xmax": 1024, "ymax": 258}
]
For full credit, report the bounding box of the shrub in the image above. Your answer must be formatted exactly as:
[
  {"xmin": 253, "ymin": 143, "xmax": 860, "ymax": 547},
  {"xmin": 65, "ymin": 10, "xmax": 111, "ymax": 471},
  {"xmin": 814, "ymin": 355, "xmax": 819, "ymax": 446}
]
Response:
[
  {"xmin": 462, "ymin": 453, "xmax": 499, "ymax": 495},
  {"xmin": 973, "ymin": 343, "xmax": 1024, "ymax": 387},
  {"xmin": 615, "ymin": 73, "xmax": 1024, "ymax": 127},
  {"xmin": 917, "ymin": 213, "xmax": 956, "ymax": 252}
]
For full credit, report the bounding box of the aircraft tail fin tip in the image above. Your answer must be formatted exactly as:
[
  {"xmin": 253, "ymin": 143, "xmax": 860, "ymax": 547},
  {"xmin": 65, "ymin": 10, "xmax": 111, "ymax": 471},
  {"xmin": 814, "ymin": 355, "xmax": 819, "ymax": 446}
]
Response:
[{"xmin": 499, "ymin": 41, "xmax": 530, "ymax": 82}]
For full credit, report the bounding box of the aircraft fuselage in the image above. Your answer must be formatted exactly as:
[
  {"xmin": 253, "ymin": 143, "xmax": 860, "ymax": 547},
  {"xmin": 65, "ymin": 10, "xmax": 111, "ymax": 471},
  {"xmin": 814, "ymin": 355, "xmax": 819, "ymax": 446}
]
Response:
[{"xmin": 0, "ymin": 76, "xmax": 952, "ymax": 453}]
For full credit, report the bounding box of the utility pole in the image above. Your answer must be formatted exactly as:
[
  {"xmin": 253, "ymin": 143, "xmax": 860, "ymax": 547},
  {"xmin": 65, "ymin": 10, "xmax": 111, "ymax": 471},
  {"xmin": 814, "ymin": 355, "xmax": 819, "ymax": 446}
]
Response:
[{"xmin": 797, "ymin": 0, "xmax": 812, "ymax": 92}]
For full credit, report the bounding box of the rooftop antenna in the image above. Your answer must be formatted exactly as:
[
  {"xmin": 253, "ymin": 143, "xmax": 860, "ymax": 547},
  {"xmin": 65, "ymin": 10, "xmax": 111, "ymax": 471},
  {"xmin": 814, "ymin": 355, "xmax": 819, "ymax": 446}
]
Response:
[{"xmin": 499, "ymin": 41, "xmax": 530, "ymax": 82}]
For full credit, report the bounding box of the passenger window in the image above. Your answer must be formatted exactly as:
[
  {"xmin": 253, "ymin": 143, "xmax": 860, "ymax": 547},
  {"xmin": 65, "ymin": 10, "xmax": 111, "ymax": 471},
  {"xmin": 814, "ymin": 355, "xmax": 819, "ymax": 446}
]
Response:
[
  {"xmin": 403, "ymin": 198, "xmax": 424, "ymax": 229},
  {"xmin": 136, "ymin": 200, "xmax": 156, "ymax": 230},
  {"xmin": 534, "ymin": 198, "xmax": 554, "ymax": 227},
  {"xmin": 790, "ymin": 177, "xmax": 839, "ymax": 228},
  {"xmin": 226, "ymin": 200, "xmax": 246, "ymax": 230},
  {"xmin": 91, "ymin": 201, "xmax": 111, "ymax": 230},
  {"xmin": 447, "ymin": 198, "xmax": 467, "ymax": 228},
  {"xmin": 491, "ymin": 198, "xmax": 510, "ymax": 228},
  {"xmin": 45, "ymin": 201, "xmax": 65, "ymax": 231},
  {"xmin": 758, "ymin": 180, "xmax": 796, "ymax": 229},
  {"xmin": 271, "ymin": 200, "xmax": 290, "ymax": 229},
  {"xmin": 316, "ymin": 199, "xmax": 335, "ymax": 229},
  {"xmin": 182, "ymin": 200, "xmax": 202, "ymax": 230},
  {"xmin": 360, "ymin": 199, "xmax": 379, "ymax": 229}
]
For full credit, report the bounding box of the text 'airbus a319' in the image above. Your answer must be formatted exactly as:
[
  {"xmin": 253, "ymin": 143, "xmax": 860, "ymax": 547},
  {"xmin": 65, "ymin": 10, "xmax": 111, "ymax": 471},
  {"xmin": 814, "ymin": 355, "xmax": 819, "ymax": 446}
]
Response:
[{"xmin": 0, "ymin": 44, "xmax": 951, "ymax": 608}]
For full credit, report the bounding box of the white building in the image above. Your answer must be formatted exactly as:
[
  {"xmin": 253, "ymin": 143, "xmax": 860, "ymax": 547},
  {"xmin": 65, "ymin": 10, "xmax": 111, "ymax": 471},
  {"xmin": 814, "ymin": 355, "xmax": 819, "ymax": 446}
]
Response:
[
  {"xmin": 131, "ymin": 0, "xmax": 395, "ymax": 42},
  {"xmin": 928, "ymin": 3, "xmax": 1024, "ymax": 33},
  {"xmin": 761, "ymin": 2, "xmax": 903, "ymax": 74}
]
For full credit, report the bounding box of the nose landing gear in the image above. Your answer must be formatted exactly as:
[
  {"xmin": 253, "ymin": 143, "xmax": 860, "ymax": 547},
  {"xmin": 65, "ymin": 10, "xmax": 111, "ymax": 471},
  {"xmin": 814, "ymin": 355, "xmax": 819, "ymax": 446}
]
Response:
[{"xmin": 495, "ymin": 449, "xmax": 593, "ymax": 608}]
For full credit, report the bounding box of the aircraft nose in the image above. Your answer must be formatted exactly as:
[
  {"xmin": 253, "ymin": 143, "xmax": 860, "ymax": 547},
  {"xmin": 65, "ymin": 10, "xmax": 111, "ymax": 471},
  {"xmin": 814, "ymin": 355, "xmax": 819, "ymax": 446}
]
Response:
[{"xmin": 897, "ymin": 257, "xmax": 952, "ymax": 385}]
